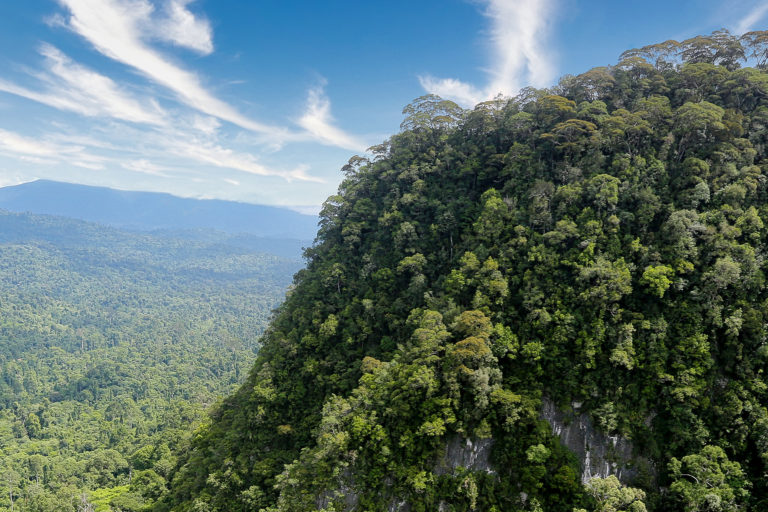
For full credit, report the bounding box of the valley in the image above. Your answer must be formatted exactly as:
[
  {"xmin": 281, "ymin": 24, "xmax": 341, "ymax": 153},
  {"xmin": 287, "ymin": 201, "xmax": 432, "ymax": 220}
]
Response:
[{"xmin": 0, "ymin": 210, "xmax": 304, "ymax": 511}]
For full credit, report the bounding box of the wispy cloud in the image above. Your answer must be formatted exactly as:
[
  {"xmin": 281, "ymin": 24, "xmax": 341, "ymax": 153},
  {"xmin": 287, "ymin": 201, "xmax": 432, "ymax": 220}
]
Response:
[
  {"xmin": 151, "ymin": 0, "xmax": 213, "ymax": 54},
  {"xmin": 417, "ymin": 76, "xmax": 485, "ymax": 107},
  {"xmin": 0, "ymin": 129, "xmax": 62, "ymax": 157},
  {"xmin": 55, "ymin": 0, "xmax": 289, "ymax": 136},
  {"xmin": 0, "ymin": 44, "xmax": 166, "ymax": 125},
  {"xmin": 733, "ymin": 2, "xmax": 768, "ymax": 34},
  {"xmin": 420, "ymin": 0, "xmax": 557, "ymax": 107},
  {"xmin": 0, "ymin": 0, "xmax": 362, "ymax": 195},
  {"xmin": 166, "ymin": 138, "xmax": 324, "ymax": 183},
  {"xmin": 8, "ymin": 0, "xmax": 366, "ymax": 154},
  {"xmin": 0, "ymin": 119, "xmax": 324, "ymax": 183},
  {"xmin": 121, "ymin": 158, "xmax": 171, "ymax": 176},
  {"xmin": 297, "ymin": 80, "xmax": 367, "ymax": 152},
  {"xmin": 0, "ymin": 128, "xmax": 107, "ymax": 170},
  {"xmin": 192, "ymin": 114, "xmax": 221, "ymax": 135}
]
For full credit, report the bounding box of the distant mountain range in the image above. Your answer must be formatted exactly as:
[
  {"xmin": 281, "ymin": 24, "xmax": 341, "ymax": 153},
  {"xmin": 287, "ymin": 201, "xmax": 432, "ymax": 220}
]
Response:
[{"xmin": 0, "ymin": 180, "xmax": 319, "ymax": 241}]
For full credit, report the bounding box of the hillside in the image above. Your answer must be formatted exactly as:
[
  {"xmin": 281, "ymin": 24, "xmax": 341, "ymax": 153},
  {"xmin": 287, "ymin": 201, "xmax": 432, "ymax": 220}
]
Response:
[
  {"xmin": 0, "ymin": 211, "xmax": 302, "ymax": 511},
  {"xmin": 158, "ymin": 30, "xmax": 768, "ymax": 512},
  {"xmin": 0, "ymin": 180, "xmax": 318, "ymax": 241}
]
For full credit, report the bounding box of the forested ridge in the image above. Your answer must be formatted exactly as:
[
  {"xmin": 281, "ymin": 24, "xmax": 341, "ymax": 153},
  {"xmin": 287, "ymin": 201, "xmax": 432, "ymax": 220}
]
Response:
[
  {"xmin": 147, "ymin": 30, "xmax": 768, "ymax": 511},
  {"xmin": 0, "ymin": 211, "xmax": 301, "ymax": 511},
  {"xmin": 158, "ymin": 29, "xmax": 768, "ymax": 511}
]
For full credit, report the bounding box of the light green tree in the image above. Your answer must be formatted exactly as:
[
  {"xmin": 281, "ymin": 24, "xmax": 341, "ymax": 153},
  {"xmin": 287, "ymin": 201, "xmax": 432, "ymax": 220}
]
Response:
[
  {"xmin": 668, "ymin": 445, "xmax": 750, "ymax": 511},
  {"xmin": 574, "ymin": 475, "xmax": 646, "ymax": 512}
]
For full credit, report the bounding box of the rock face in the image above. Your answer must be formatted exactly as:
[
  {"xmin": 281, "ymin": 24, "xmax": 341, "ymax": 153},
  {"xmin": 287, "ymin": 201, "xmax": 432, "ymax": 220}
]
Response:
[
  {"xmin": 384, "ymin": 437, "xmax": 494, "ymax": 511},
  {"xmin": 318, "ymin": 436, "xmax": 494, "ymax": 511},
  {"xmin": 316, "ymin": 479, "xmax": 360, "ymax": 511},
  {"xmin": 541, "ymin": 397, "xmax": 651, "ymax": 484},
  {"xmin": 320, "ymin": 405, "xmax": 652, "ymax": 510},
  {"xmin": 434, "ymin": 436, "xmax": 495, "ymax": 476}
]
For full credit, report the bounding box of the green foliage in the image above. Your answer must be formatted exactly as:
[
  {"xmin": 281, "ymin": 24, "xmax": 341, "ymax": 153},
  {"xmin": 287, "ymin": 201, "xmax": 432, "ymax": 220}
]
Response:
[
  {"xmin": 164, "ymin": 30, "xmax": 768, "ymax": 511},
  {"xmin": 0, "ymin": 212, "xmax": 299, "ymax": 511},
  {"xmin": 668, "ymin": 446, "xmax": 750, "ymax": 511},
  {"xmin": 575, "ymin": 476, "xmax": 647, "ymax": 512},
  {"xmin": 640, "ymin": 265, "xmax": 675, "ymax": 297}
]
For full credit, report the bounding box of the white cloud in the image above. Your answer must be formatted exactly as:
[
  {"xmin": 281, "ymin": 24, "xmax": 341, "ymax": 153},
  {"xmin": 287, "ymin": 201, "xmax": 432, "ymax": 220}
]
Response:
[
  {"xmin": 0, "ymin": 128, "xmax": 107, "ymax": 170},
  {"xmin": 485, "ymin": 0, "xmax": 556, "ymax": 95},
  {"xmin": 297, "ymin": 81, "xmax": 367, "ymax": 152},
  {"xmin": 47, "ymin": 132, "xmax": 124, "ymax": 151},
  {"xmin": 192, "ymin": 114, "xmax": 221, "ymax": 135},
  {"xmin": 733, "ymin": 2, "xmax": 768, "ymax": 34},
  {"xmin": 121, "ymin": 158, "xmax": 171, "ymax": 176},
  {"xmin": 417, "ymin": 76, "xmax": 485, "ymax": 107},
  {"xmin": 34, "ymin": 0, "xmax": 365, "ymax": 151},
  {"xmin": 167, "ymin": 138, "xmax": 325, "ymax": 183},
  {"xmin": 16, "ymin": 155, "xmax": 60, "ymax": 166},
  {"xmin": 0, "ymin": 120, "xmax": 316, "ymax": 182},
  {"xmin": 0, "ymin": 0, "xmax": 366, "ymax": 191},
  {"xmin": 55, "ymin": 0, "xmax": 289, "ymax": 136},
  {"xmin": 420, "ymin": 0, "xmax": 557, "ymax": 107},
  {"xmin": 0, "ymin": 129, "xmax": 62, "ymax": 157},
  {"xmin": 0, "ymin": 44, "xmax": 166, "ymax": 125},
  {"xmin": 152, "ymin": 0, "xmax": 213, "ymax": 54}
]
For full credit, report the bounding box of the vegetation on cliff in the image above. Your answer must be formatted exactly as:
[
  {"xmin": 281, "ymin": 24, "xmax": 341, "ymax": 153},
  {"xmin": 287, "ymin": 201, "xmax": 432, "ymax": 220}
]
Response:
[{"xmin": 163, "ymin": 30, "xmax": 768, "ymax": 511}]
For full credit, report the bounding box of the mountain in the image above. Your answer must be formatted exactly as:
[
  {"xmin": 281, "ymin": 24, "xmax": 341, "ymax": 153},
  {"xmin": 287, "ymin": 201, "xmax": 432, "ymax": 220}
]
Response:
[
  {"xmin": 0, "ymin": 180, "xmax": 318, "ymax": 241},
  {"xmin": 160, "ymin": 31, "xmax": 768, "ymax": 512},
  {"xmin": 0, "ymin": 211, "xmax": 302, "ymax": 511}
]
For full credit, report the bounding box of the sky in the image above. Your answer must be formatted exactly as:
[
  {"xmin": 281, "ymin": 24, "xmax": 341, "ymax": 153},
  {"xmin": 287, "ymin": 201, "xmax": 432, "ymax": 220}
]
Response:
[{"xmin": 0, "ymin": 0, "xmax": 767, "ymax": 213}]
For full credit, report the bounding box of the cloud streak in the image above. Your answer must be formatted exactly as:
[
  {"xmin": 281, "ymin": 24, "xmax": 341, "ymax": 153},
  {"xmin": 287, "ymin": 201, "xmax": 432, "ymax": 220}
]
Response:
[
  {"xmin": 0, "ymin": 128, "xmax": 107, "ymax": 170},
  {"xmin": 733, "ymin": 2, "xmax": 768, "ymax": 34},
  {"xmin": 297, "ymin": 81, "xmax": 367, "ymax": 152},
  {"xmin": 121, "ymin": 158, "xmax": 172, "ymax": 176},
  {"xmin": 417, "ymin": 76, "xmax": 485, "ymax": 108},
  {"xmin": 166, "ymin": 137, "xmax": 325, "ymax": 183},
  {"xmin": 0, "ymin": 0, "xmax": 362, "ymax": 195},
  {"xmin": 0, "ymin": 119, "xmax": 325, "ymax": 183},
  {"xmin": 151, "ymin": 0, "xmax": 214, "ymax": 54},
  {"xmin": 55, "ymin": 0, "xmax": 288, "ymax": 136},
  {"xmin": 420, "ymin": 0, "xmax": 557, "ymax": 107},
  {"xmin": 0, "ymin": 44, "xmax": 166, "ymax": 125}
]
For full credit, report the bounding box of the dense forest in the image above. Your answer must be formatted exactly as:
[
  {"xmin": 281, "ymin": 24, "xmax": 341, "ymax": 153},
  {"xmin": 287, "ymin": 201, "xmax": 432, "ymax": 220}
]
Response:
[
  {"xmin": 156, "ymin": 30, "xmax": 768, "ymax": 511},
  {"xmin": 0, "ymin": 212, "xmax": 301, "ymax": 511}
]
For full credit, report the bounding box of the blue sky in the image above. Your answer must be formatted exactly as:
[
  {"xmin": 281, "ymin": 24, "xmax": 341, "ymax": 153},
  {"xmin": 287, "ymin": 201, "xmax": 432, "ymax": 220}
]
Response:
[{"xmin": 0, "ymin": 0, "xmax": 767, "ymax": 212}]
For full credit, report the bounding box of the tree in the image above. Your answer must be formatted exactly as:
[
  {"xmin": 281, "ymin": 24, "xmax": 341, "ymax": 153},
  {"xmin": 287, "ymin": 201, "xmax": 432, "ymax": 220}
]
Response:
[
  {"xmin": 28, "ymin": 455, "xmax": 45, "ymax": 485},
  {"xmin": 741, "ymin": 30, "xmax": 768, "ymax": 68},
  {"xmin": 668, "ymin": 445, "xmax": 750, "ymax": 511},
  {"xmin": 400, "ymin": 94, "xmax": 465, "ymax": 131},
  {"xmin": 3, "ymin": 468, "xmax": 20, "ymax": 511},
  {"xmin": 574, "ymin": 475, "xmax": 647, "ymax": 512},
  {"xmin": 640, "ymin": 265, "xmax": 675, "ymax": 297},
  {"xmin": 673, "ymin": 102, "xmax": 726, "ymax": 159}
]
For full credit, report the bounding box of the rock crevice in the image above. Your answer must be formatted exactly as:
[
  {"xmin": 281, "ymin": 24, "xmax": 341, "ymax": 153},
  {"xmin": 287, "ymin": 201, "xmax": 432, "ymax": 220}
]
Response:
[{"xmin": 541, "ymin": 397, "xmax": 652, "ymax": 484}]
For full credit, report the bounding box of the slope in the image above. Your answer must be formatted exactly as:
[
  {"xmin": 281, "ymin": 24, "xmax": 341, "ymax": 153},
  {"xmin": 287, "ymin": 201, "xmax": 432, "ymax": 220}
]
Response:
[{"xmin": 162, "ymin": 31, "xmax": 768, "ymax": 512}]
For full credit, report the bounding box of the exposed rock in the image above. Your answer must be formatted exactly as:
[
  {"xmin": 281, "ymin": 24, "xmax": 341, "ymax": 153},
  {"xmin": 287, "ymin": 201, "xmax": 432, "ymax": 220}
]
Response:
[
  {"xmin": 387, "ymin": 498, "xmax": 410, "ymax": 511},
  {"xmin": 434, "ymin": 435, "xmax": 495, "ymax": 475},
  {"xmin": 318, "ymin": 436, "xmax": 494, "ymax": 511},
  {"xmin": 318, "ymin": 407, "xmax": 651, "ymax": 511},
  {"xmin": 316, "ymin": 472, "xmax": 359, "ymax": 511},
  {"xmin": 541, "ymin": 397, "xmax": 652, "ymax": 484}
]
